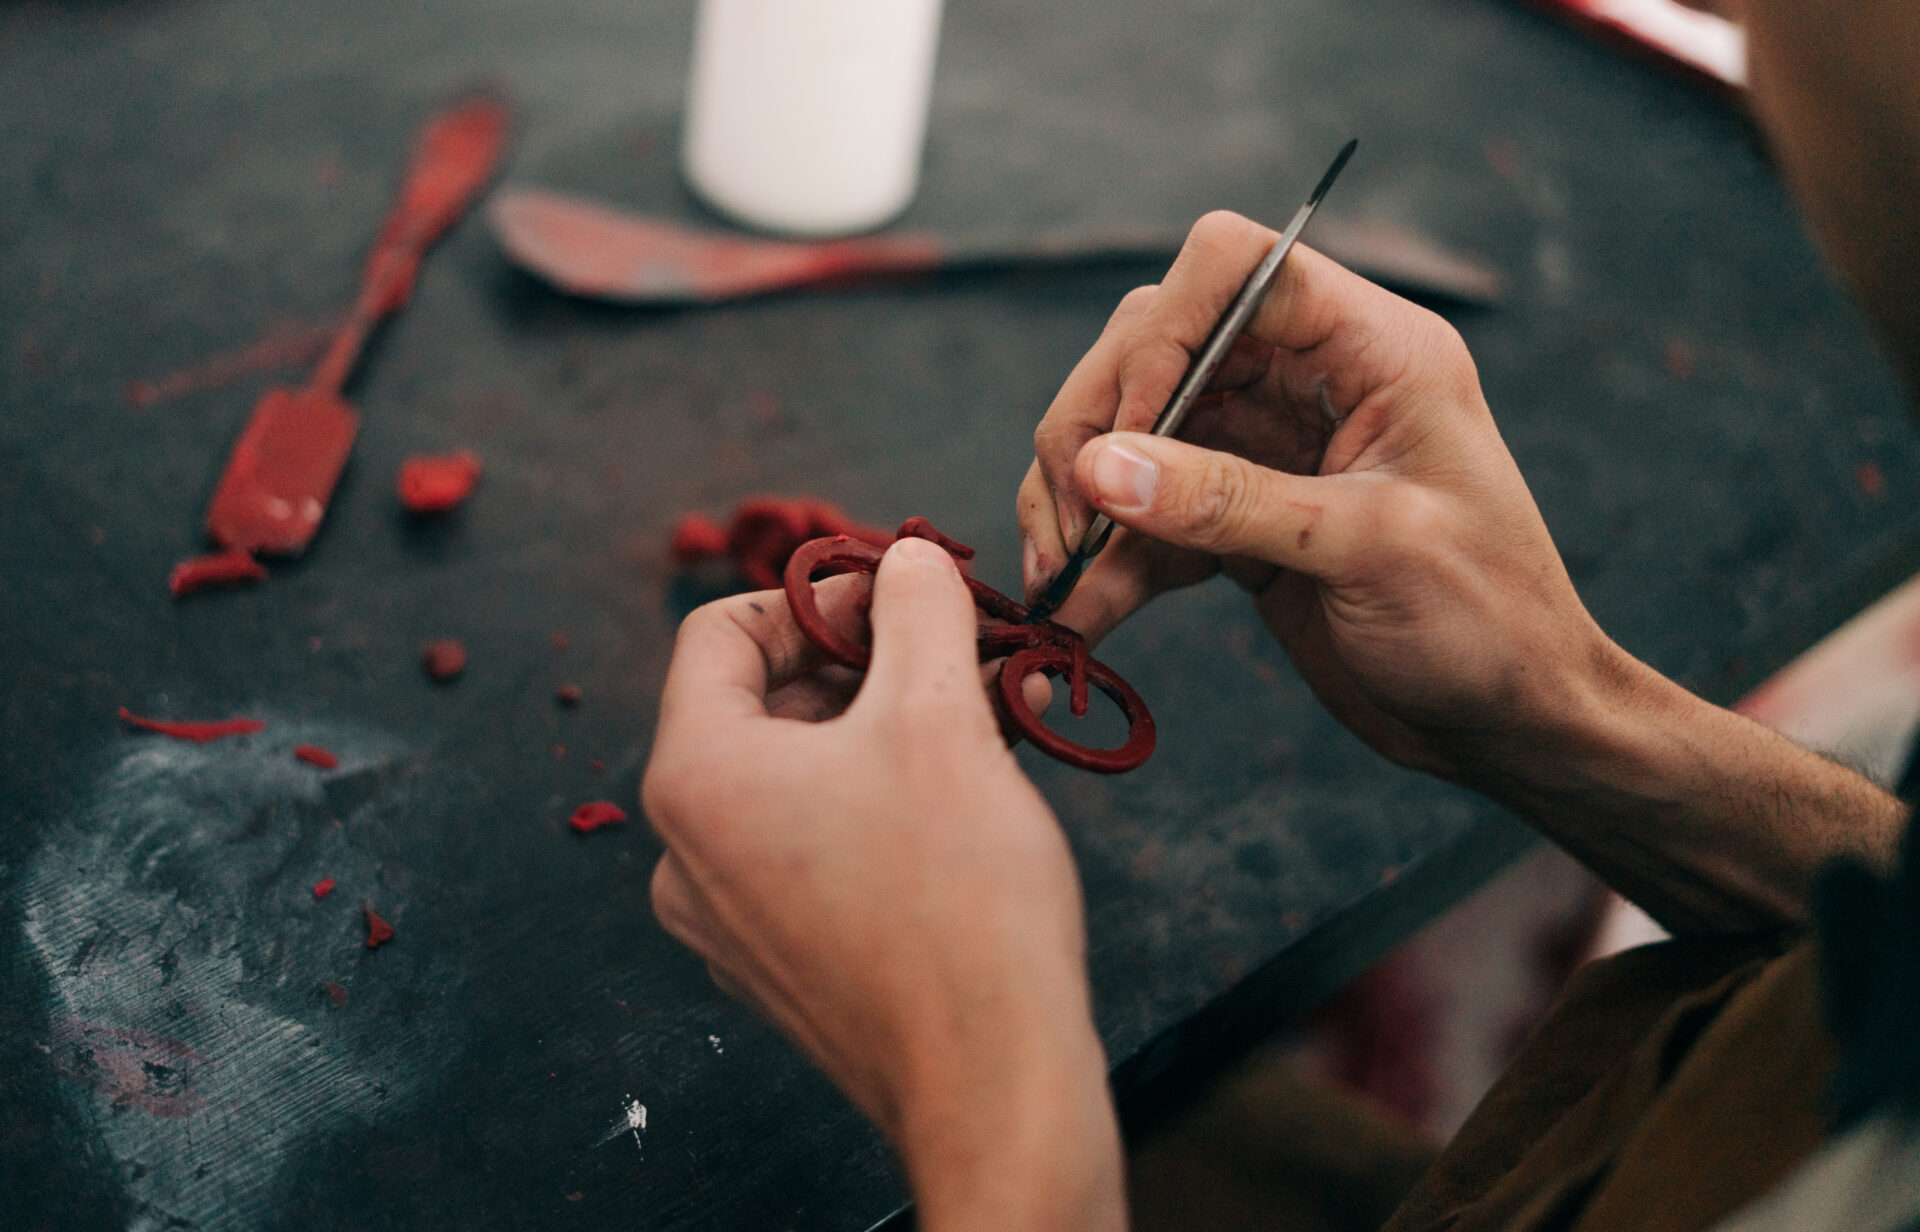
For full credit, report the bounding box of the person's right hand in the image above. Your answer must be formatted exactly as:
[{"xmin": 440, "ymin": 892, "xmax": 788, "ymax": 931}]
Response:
[{"xmin": 1018, "ymin": 211, "xmax": 1615, "ymax": 782}]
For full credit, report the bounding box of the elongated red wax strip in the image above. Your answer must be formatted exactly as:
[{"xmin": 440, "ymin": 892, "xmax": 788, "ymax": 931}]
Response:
[
  {"xmin": 569, "ymin": 801, "xmax": 627, "ymax": 833},
  {"xmin": 295, "ymin": 744, "xmax": 340, "ymax": 769},
  {"xmin": 422, "ymin": 639, "xmax": 467, "ymax": 680},
  {"xmin": 168, "ymin": 549, "xmax": 268, "ymax": 597},
  {"xmin": 363, "ymin": 906, "xmax": 395, "ymax": 948},
  {"xmin": 206, "ymin": 387, "xmax": 361, "ymax": 555},
  {"xmin": 313, "ymin": 878, "xmax": 337, "ymax": 899},
  {"xmin": 397, "ymin": 449, "xmax": 482, "ymax": 513},
  {"xmin": 118, "ymin": 707, "xmax": 266, "ymax": 743}
]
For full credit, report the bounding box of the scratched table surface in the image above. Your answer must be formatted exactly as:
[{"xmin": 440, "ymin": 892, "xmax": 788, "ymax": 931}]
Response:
[{"xmin": 4, "ymin": 0, "xmax": 1919, "ymax": 1229}]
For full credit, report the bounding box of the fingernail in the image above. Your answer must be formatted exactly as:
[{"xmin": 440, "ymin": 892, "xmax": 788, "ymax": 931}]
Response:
[
  {"xmin": 888, "ymin": 534, "xmax": 953, "ymax": 571},
  {"xmin": 1021, "ymin": 537, "xmax": 1042, "ymax": 594},
  {"xmin": 1089, "ymin": 439, "xmax": 1159, "ymax": 513}
]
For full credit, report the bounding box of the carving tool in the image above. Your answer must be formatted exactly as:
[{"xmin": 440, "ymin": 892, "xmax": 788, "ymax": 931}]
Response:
[{"xmin": 1025, "ymin": 139, "xmax": 1357, "ymax": 624}]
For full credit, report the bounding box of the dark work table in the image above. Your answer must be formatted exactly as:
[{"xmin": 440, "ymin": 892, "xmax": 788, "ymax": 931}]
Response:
[{"xmin": 4, "ymin": 1, "xmax": 1918, "ymax": 1229}]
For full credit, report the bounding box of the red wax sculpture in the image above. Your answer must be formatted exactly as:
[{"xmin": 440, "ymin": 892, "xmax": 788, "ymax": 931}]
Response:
[
  {"xmin": 422, "ymin": 639, "xmax": 467, "ymax": 681},
  {"xmin": 118, "ymin": 707, "xmax": 266, "ymax": 743},
  {"xmin": 672, "ymin": 497, "xmax": 891, "ymax": 590},
  {"xmin": 168, "ymin": 549, "xmax": 269, "ymax": 597},
  {"xmin": 569, "ymin": 801, "xmax": 627, "ymax": 833},
  {"xmin": 363, "ymin": 906, "xmax": 395, "ymax": 949},
  {"xmin": 398, "ymin": 449, "xmax": 482, "ymax": 513},
  {"xmin": 313, "ymin": 878, "xmax": 337, "ymax": 899},
  {"xmin": 295, "ymin": 744, "xmax": 340, "ymax": 769}
]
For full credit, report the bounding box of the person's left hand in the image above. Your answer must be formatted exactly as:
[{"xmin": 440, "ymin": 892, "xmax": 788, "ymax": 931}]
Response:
[{"xmin": 642, "ymin": 537, "xmax": 1125, "ymax": 1232}]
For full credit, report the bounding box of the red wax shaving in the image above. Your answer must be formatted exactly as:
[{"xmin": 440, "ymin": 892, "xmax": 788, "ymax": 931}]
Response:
[
  {"xmin": 672, "ymin": 497, "xmax": 891, "ymax": 590},
  {"xmin": 201, "ymin": 97, "xmax": 509, "ymax": 559},
  {"xmin": 118, "ymin": 707, "xmax": 266, "ymax": 743},
  {"xmin": 785, "ymin": 519, "xmax": 1156, "ymax": 774},
  {"xmin": 422, "ymin": 639, "xmax": 467, "ymax": 681},
  {"xmin": 570, "ymin": 801, "xmax": 628, "ymax": 833},
  {"xmin": 555, "ymin": 683, "xmax": 582, "ymax": 705},
  {"xmin": 363, "ymin": 906, "xmax": 395, "ymax": 949},
  {"xmin": 295, "ymin": 744, "xmax": 340, "ymax": 769},
  {"xmin": 168, "ymin": 548, "xmax": 268, "ymax": 597},
  {"xmin": 398, "ymin": 448, "xmax": 483, "ymax": 513},
  {"xmin": 313, "ymin": 878, "xmax": 337, "ymax": 899},
  {"xmin": 322, "ymin": 981, "xmax": 349, "ymax": 1007}
]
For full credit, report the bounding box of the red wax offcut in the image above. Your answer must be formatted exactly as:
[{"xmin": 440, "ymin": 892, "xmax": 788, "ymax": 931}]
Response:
[
  {"xmin": 118, "ymin": 707, "xmax": 266, "ymax": 743},
  {"xmin": 168, "ymin": 548, "xmax": 268, "ymax": 597},
  {"xmin": 570, "ymin": 801, "xmax": 627, "ymax": 833},
  {"xmin": 422, "ymin": 639, "xmax": 467, "ymax": 681},
  {"xmin": 295, "ymin": 744, "xmax": 340, "ymax": 769},
  {"xmin": 671, "ymin": 497, "xmax": 891, "ymax": 590},
  {"xmin": 363, "ymin": 906, "xmax": 395, "ymax": 949},
  {"xmin": 398, "ymin": 449, "xmax": 482, "ymax": 513},
  {"xmin": 206, "ymin": 387, "xmax": 362, "ymax": 556},
  {"xmin": 322, "ymin": 981, "xmax": 349, "ymax": 1007},
  {"xmin": 313, "ymin": 878, "xmax": 337, "ymax": 899},
  {"xmin": 555, "ymin": 683, "xmax": 582, "ymax": 705}
]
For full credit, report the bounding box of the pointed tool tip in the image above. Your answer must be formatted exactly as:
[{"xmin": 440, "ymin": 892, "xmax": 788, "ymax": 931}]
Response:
[{"xmin": 1309, "ymin": 139, "xmax": 1359, "ymax": 207}]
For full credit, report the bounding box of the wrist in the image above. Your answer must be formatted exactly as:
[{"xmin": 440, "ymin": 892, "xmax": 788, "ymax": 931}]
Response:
[{"xmin": 894, "ymin": 1008, "xmax": 1124, "ymax": 1232}]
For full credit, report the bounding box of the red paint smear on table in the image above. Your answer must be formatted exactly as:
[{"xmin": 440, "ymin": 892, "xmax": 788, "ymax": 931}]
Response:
[
  {"xmin": 168, "ymin": 548, "xmax": 268, "ymax": 597},
  {"xmin": 124, "ymin": 318, "xmax": 335, "ymax": 408},
  {"xmin": 422, "ymin": 639, "xmax": 467, "ymax": 680},
  {"xmin": 50, "ymin": 1020, "xmax": 206, "ymax": 1118},
  {"xmin": 313, "ymin": 877, "xmax": 337, "ymax": 899},
  {"xmin": 296, "ymin": 744, "xmax": 340, "ymax": 769},
  {"xmin": 202, "ymin": 97, "xmax": 509, "ymax": 558},
  {"xmin": 555, "ymin": 683, "xmax": 582, "ymax": 705},
  {"xmin": 672, "ymin": 497, "xmax": 891, "ymax": 590},
  {"xmin": 398, "ymin": 448, "xmax": 483, "ymax": 513},
  {"xmin": 118, "ymin": 707, "xmax": 265, "ymax": 743},
  {"xmin": 321, "ymin": 981, "xmax": 350, "ymax": 1007},
  {"xmin": 363, "ymin": 906, "xmax": 395, "ymax": 948},
  {"xmin": 570, "ymin": 801, "xmax": 627, "ymax": 833}
]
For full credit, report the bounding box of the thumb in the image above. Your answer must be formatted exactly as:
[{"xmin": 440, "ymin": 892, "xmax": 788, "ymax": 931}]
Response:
[
  {"xmin": 859, "ymin": 534, "xmax": 993, "ymax": 722},
  {"xmin": 1075, "ymin": 432, "xmax": 1359, "ymax": 574}
]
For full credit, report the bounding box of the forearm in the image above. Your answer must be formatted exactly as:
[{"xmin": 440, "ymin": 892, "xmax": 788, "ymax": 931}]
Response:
[
  {"xmin": 1470, "ymin": 638, "xmax": 1909, "ymax": 935},
  {"xmin": 894, "ymin": 1011, "xmax": 1126, "ymax": 1232}
]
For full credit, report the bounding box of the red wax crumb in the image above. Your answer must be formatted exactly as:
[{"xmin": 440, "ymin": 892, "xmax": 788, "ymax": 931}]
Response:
[
  {"xmin": 398, "ymin": 448, "xmax": 483, "ymax": 513},
  {"xmin": 1664, "ymin": 340, "xmax": 1696, "ymax": 381},
  {"xmin": 295, "ymin": 744, "xmax": 340, "ymax": 769},
  {"xmin": 322, "ymin": 981, "xmax": 349, "ymax": 1007},
  {"xmin": 550, "ymin": 631, "xmax": 569, "ymax": 650},
  {"xmin": 363, "ymin": 906, "xmax": 395, "ymax": 949},
  {"xmin": 570, "ymin": 801, "xmax": 627, "ymax": 833},
  {"xmin": 168, "ymin": 549, "xmax": 268, "ymax": 597},
  {"xmin": 552, "ymin": 744, "xmax": 566, "ymax": 760},
  {"xmin": 556, "ymin": 683, "xmax": 582, "ymax": 705},
  {"xmin": 587, "ymin": 757, "xmax": 606, "ymax": 775},
  {"xmin": 119, "ymin": 707, "xmax": 266, "ymax": 743},
  {"xmin": 423, "ymin": 639, "xmax": 467, "ymax": 681},
  {"xmin": 313, "ymin": 878, "xmax": 337, "ymax": 899},
  {"xmin": 1858, "ymin": 461, "xmax": 1885, "ymax": 497}
]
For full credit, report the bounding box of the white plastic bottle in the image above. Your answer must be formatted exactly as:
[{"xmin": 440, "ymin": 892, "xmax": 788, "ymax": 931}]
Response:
[{"xmin": 682, "ymin": 0, "xmax": 945, "ymax": 237}]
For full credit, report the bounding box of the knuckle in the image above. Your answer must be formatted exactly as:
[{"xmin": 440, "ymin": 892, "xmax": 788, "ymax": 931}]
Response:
[
  {"xmin": 1183, "ymin": 454, "xmax": 1246, "ymax": 546},
  {"xmin": 648, "ymin": 859, "xmax": 698, "ymax": 943},
  {"xmin": 1371, "ymin": 483, "xmax": 1452, "ymax": 551}
]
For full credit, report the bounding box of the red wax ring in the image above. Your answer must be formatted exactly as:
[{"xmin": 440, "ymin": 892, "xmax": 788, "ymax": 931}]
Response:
[{"xmin": 781, "ymin": 519, "xmax": 1155, "ymax": 774}]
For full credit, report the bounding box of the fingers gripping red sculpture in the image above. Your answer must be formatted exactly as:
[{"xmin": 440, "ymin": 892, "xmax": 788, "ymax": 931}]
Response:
[{"xmin": 784, "ymin": 518, "xmax": 1156, "ymax": 774}]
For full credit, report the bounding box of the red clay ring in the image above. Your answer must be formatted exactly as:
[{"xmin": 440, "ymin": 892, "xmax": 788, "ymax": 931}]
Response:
[{"xmin": 997, "ymin": 645, "xmax": 1156, "ymax": 774}]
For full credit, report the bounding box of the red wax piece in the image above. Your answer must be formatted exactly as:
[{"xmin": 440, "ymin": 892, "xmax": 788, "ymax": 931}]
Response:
[
  {"xmin": 398, "ymin": 449, "xmax": 483, "ymax": 513},
  {"xmin": 569, "ymin": 801, "xmax": 627, "ymax": 833},
  {"xmin": 313, "ymin": 878, "xmax": 337, "ymax": 899},
  {"xmin": 118, "ymin": 707, "xmax": 266, "ymax": 743},
  {"xmin": 586, "ymin": 758, "xmax": 606, "ymax": 775},
  {"xmin": 322, "ymin": 981, "xmax": 349, "ymax": 1007},
  {"xmin": 363, "ymin": 906, "xmax": 395, "ymax": 949},
  {"xmin": 168, "ymin": 549, "xmax": 269, "ymax": 597},
  {"xmin": 555, "ymin": 683, "xmax": 582, "ymax": 705},
  {"xmin": 206, "ymin": 387, "xmax": 362, "ymax": 556},
  {"xmin": 1858, "ymin": 461, "xmax": 1886, "ymax": 497},
  {"xmin": 295, "ymin": 744, "xmax": 340, "ymax": 769},
  {"xmin": 422, "ymin": 639, "xmax": 467, "ymax": 681},
  {"xmin": 671, "ymin": 497, "xmax": 891, "ymax": 590}
]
